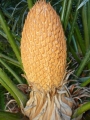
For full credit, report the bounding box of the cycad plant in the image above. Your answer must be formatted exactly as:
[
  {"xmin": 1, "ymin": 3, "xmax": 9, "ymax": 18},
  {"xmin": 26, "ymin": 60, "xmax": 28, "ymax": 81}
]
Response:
[{"xmin": 0, "ymin": 0, "xmax": 90, "ymax": 120}]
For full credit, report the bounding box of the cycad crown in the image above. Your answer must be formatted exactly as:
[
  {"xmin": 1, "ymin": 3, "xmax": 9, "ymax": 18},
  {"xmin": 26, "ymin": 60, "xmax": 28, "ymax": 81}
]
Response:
[{"xmin": 21, "ymin": 1, "xmax": 73, "ymax": 120}]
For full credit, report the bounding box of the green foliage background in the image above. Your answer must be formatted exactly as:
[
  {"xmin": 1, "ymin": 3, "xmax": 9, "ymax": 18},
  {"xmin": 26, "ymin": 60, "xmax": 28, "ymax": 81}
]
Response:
[{"xmin": 0, "ymin": 0, "xmax": 90, "ymax": 119}]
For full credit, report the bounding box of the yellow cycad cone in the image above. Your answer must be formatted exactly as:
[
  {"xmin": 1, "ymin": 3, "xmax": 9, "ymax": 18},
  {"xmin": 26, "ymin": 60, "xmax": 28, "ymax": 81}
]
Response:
[
  {"xmin": 21, "ymin": 1, "xmax": 73, "ymax": 120},
  {"xmin": 21, "ymin": 0, "xmax": 66, "ymax": 92}
]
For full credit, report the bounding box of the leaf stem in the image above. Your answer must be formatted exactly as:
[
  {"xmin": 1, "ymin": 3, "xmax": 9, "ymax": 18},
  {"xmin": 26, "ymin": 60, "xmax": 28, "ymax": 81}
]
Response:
[
  {"xmin": 61, "ymin": 0, "xmax": 67, "ymax": 23},
  {"xmin": 68, "ymin": 0, "xmax": 81, "ymax": 44},
  {"xmin": 27, "ymin": 0, "xmax": 33, "ymax": 9},
  {"xmin": 74, "ymin": 24, "xmax": 86, "ymax": 56},
  {"xmin": 87, "ymin": 0, "xmax": 90, "ymax": 40},
  {"xmin": 75, "ymin": 48, "xmax": 90, "ymax": 77},
  {"xmin": 0, "ymin": 59, "xmax": 23, "ymax": 84},
  {"xmin": 72, "ymin": 102, "xmax": 90, "ymax": 118},
  {"xmin": 0, "ymin": 68, "xmax": 27, "ymax": 107},
  {"xmin": 0, "ymin": 53, "xmax": 22, "ymax": 69},
  {"xmin": 64, "ymin": 0, "xmax": 72, "ymax": 30},
  {"xmin": 80, "ymin": 78, "xmax": 90, "ymax": 87},
  {"xmin": 0, "ymin": 10, "xmax": 21, "ymax": 64},
  {"xmin": 82, "ymin": 3, "xmax": 89, "ymax": 49}
]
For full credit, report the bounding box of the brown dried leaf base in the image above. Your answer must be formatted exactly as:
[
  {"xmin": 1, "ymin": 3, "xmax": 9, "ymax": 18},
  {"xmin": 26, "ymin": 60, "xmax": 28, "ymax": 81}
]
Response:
[{"xmin": 24, "ymin": 85, "xmax": 73, "ymax": 120}]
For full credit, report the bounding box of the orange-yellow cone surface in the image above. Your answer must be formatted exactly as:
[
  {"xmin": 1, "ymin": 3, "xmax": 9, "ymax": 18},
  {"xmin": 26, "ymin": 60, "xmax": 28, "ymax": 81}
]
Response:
[{"xmin": 21, "ymin": 0, "xmax": 66, "ymax": 92}]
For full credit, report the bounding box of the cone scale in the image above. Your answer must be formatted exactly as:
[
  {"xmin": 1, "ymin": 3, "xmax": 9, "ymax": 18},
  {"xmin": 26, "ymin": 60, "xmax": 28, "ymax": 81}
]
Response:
[{"xmin": 21, "ymin": 1, "xmax": 73, "ymax": 119}]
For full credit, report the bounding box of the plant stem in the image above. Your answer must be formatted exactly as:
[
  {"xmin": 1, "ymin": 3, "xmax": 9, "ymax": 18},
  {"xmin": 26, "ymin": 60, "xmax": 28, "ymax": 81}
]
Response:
[
  {"xmin": 0, "ymin": 28, "xmax": 21, "ymax": 41},
  {"xmin": 68, "ymin": 0, "xmax": 81, "ymax": 44},
  {"xmin": 75, "ymin": 48, "xmax": 90, "ymax": 77},
  {"xmin": 0, "ymin": 59, "xmax": 23, "ymax": 84},
  {"xmin": 0, "ymin": 53, "xmax": 22, "ymax": 68},
  {"xmin": 61, "ymin": 0, "xmax": 67, "ymax": 23},
  {"xmin": 64, "ymin": 0, "xmax": 72, "ymax": 30},
  {"xmin": 82, "ymin": 4, "xmax": 89, "ymax": 49},
  {"xmin": 0, "ymin": 89, "xmax": 5, "ymax": 110},
  {"xmin": 74, "ymin": 24, "xmax": 86, "ymax": 56},
  {"xmin": 27, "ymin": 0, "xmax": 33, "ymax": 9},
  {"xmin": 80, "ymin": 78, "xmax": 90, "ymax": 87},
  {"xmin": 72, "ymin": 35, "xmax": 78, "ymax": 52},
  {"xmin": 87, "ymin": 0, "xmax": 90, "ymax": 40},
  {"xmin": 0, "ymin": 10, "xmax": 21, "ymax": 64},
  {"xmin": 72, "ymin": 102, "xmax": 90, "ymax": 118},
  {"xmin": 69, "ymin": 46, "xmax": 81, "ymax": 63},
  {"xmin": 0, "ymin": 111, "xmax": 28, "ymax": 120},
  {"xmin": 0, "ymin": 68, "xmax": 27, "ymax": 107}
]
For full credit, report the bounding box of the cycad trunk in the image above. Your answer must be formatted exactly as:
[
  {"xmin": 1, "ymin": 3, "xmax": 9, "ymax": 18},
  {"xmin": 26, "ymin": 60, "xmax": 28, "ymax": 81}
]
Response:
[{"xmin": 21, "ymin": 1, "xmax": 73, "ymax": 120}]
